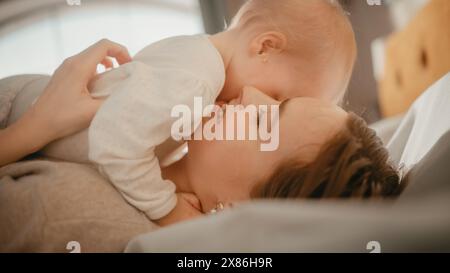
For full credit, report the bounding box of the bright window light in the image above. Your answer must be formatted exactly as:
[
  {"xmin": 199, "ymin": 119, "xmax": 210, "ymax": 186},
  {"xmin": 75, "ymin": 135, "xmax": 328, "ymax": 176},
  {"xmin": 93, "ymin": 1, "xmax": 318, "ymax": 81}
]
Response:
[{"xmin": 0, "ymin": 0, "xmax": 203, "ymax": 79}]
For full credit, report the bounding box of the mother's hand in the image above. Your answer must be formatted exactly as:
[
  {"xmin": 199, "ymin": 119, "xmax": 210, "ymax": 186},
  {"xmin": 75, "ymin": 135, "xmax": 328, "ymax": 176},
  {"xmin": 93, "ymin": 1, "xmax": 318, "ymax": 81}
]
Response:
[
  {"xmin": 34, "ymin": 39, "xmax": 132, "ymax": 140},
  {"xmin": 0, "ymin": 39, "xmax": 131, "ymax": 167}
]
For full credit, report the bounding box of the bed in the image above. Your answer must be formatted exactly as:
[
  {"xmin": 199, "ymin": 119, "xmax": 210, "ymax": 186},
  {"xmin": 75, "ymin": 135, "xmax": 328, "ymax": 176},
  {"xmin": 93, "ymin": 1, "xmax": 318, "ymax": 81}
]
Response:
[
  {"xmin": 1, "ymin": 72, "xmax": 449, "ymax": 252},
  {"xmin": 1, "ymin": 0, "xmax": 450, "ymax": 253}
]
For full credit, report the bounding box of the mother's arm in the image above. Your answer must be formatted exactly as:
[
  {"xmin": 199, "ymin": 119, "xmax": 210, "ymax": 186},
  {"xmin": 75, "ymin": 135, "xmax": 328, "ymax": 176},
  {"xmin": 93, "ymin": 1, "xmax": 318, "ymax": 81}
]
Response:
[{"xmin": 0, "ymin": 39, "xmax": 132, "ymax": 167}]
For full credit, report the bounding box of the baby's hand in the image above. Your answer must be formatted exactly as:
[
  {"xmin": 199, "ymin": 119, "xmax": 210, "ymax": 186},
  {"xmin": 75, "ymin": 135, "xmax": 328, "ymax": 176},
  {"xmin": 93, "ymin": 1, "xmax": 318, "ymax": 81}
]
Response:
[{"xmin": 154, "ymin": 193, "xmax": 203, "ymax": 227}]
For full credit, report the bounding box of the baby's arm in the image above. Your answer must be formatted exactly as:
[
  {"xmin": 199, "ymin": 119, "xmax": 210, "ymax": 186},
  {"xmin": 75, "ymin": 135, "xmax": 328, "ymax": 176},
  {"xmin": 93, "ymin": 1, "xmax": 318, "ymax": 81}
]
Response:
[{"xmin": 89, "ymin": 62, "xmax": 211, "ymax": 221}]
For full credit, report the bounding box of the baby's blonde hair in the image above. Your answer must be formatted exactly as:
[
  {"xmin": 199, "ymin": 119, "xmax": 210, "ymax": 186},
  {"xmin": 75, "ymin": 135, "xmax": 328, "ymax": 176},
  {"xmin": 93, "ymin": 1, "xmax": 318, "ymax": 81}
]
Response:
[
  {"xmin": 231, "ymin": 0, "xmax": 357, "ymax": 96},
  {"xmin": 231, "ymin": 0, "xmax": 351, "ymax": 52}
]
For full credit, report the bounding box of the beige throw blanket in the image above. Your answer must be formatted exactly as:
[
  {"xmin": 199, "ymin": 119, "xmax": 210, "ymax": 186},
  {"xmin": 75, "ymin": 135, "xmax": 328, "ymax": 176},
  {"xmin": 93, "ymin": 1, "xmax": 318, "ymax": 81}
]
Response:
[{"xmin": 0, "ymin": 75, "xmax": 157, "ymax": 252}]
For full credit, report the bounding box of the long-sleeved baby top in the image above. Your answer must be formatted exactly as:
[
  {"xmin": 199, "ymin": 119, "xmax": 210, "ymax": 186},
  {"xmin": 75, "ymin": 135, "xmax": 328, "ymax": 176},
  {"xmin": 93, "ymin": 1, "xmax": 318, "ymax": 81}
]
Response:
[{"xmin": 88, "ymin": 35, "xmax": 225, "ymax": 220}]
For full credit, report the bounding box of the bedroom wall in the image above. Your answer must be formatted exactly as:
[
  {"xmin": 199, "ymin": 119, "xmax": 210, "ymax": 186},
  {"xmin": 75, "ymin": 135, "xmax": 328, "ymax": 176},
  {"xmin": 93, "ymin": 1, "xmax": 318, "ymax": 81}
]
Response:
[{"xmin": 340, "ymin": 0, "xmax": 393, "ymax": 123}]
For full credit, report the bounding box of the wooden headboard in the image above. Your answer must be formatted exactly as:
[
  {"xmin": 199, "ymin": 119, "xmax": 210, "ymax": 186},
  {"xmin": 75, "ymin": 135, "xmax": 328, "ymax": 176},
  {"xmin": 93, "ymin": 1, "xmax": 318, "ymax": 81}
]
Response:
[{"xmin": 379, "ymin": 0, "xmax": 450, "ymax": 117}]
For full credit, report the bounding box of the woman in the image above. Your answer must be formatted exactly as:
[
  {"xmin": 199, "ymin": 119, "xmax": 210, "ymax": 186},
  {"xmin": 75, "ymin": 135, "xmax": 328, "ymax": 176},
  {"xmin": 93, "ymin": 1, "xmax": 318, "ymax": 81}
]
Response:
[
  {"xmin": 0, "ymin": 40, "xmax": 406, "ymax": 227},
  {"xmin": 164, "ymin": 90, "xmax": 405, "ymax": 220}
]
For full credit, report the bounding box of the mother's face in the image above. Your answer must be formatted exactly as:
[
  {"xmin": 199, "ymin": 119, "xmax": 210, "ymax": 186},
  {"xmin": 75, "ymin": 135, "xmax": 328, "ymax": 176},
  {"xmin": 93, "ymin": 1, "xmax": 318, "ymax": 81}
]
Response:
[{"xmin": 185, "ymin": 87, "xmax": 348, "ymax": 212}]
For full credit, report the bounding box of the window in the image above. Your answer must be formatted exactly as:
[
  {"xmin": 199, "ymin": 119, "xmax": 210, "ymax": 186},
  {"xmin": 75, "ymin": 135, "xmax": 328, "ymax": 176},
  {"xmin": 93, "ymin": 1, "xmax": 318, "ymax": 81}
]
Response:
[{"xmin": 0, "ymin": 0, "xmax": 203, "ymax": 78}]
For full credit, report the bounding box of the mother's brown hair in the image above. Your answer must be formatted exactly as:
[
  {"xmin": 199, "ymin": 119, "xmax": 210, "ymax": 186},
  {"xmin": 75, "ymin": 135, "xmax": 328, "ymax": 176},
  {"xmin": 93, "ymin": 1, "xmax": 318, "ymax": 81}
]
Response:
[{"xmin": 252, "ymin": 113, "xmax": 407, "ymax": 199}]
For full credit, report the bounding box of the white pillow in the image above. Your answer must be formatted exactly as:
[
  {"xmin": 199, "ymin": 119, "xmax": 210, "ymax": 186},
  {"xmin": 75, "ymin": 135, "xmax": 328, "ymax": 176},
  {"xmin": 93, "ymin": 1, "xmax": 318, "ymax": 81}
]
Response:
[{"xmin": 387, "ymin": 72, "xmax": 450, "ymax": 170}]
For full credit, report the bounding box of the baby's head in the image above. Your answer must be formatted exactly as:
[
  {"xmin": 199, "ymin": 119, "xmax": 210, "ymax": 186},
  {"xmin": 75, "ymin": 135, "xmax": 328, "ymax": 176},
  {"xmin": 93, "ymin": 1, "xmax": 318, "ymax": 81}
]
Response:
[{"xmin": 218, "ymin": 0, "xmax": 356, "ymax": 104}]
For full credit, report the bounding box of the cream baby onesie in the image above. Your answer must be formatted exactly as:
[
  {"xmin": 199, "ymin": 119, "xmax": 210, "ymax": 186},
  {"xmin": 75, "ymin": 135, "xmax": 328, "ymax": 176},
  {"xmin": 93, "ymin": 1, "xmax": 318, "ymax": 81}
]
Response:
[{"xmin": 89, "ymin": 35, "xmax": 225, "ymax": 220}]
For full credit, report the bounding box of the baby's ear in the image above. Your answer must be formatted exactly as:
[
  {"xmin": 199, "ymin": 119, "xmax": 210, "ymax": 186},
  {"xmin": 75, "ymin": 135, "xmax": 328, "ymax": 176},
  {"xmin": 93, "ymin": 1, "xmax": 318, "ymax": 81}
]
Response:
[{"xmin": 252, "ymin": 31, "xmax": 288, "ymax": 56}]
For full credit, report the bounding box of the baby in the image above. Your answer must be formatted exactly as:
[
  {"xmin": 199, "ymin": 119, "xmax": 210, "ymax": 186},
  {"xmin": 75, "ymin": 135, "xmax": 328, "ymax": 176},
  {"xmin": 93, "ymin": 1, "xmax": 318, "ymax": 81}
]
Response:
[{"xmin": 80, "ymin": 0, "xmax": 356, "ymax": 224}]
